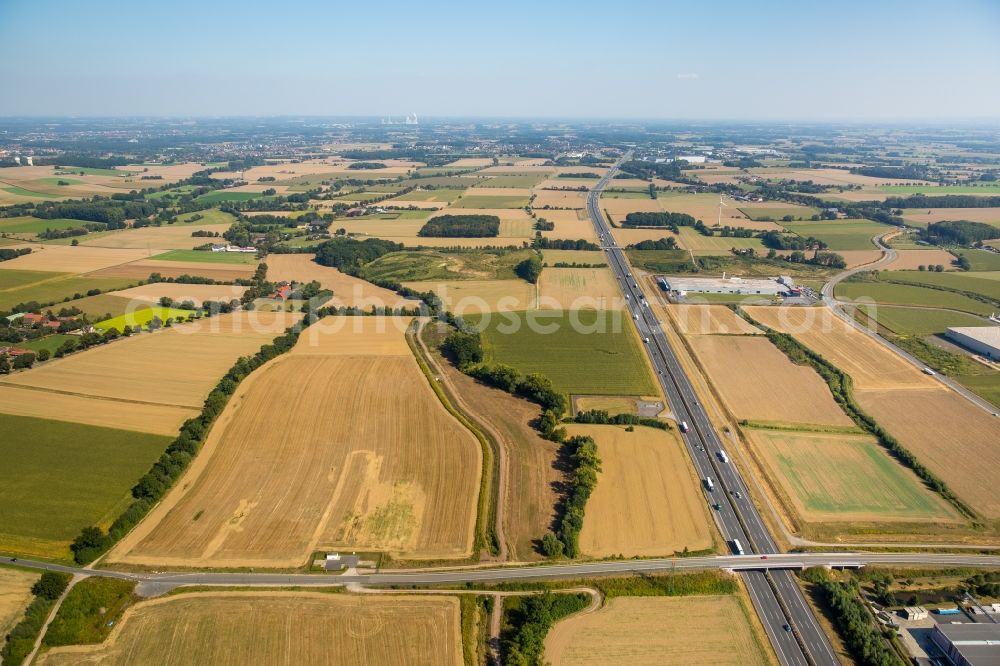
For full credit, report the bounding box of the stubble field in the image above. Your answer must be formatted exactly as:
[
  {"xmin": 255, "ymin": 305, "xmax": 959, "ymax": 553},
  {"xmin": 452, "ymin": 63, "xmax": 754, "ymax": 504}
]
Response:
[
  {"xmin": 565, "ymin": 425, "xmax": 712, "ymax": 558},
  {"xmin": 36, "ymin": 592, "xmax": 462, "ymax": 666},
  {"xmin": 109, "ymin": 317, "xmax": 481, "ymax": 567},
  {"xmin": 0, "ymin": 567, "xmax": 38, "ymax": 638},
  {"xmin": 538, "ymin": 267, "xmax": 624, "ymax": 310},
  {"xmin": 658, "ymin": 305, "xmax": 762, "ymax": 336}
]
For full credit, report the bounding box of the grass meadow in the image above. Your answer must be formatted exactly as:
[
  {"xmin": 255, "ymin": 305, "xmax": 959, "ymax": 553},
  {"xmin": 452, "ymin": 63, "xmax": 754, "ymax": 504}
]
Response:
[{"xmin": 151, "ymin": 249, "xmax": 258, "ymax": 264}]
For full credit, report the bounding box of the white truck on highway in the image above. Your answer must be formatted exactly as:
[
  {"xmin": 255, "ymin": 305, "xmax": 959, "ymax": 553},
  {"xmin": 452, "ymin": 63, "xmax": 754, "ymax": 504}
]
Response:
[
  {"xmin": 718, "ymin": 450, "xmax": 729, "ymax": 463},
  {"xmin": 704, "ymin": 476, "xmax": 714, "ymax": 491},
  {"xmin": 730, "ymin": 539, "xmax": 745, "ymax": 555}
]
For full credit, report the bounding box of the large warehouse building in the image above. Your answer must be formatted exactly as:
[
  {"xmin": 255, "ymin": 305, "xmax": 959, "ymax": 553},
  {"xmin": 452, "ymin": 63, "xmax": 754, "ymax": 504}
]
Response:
[
  {"xmin": 931, "ymin": 623, "xmax": 1000, "ymax": 666},
  {"xmin": 946, "ymin": 326, "xmax": 1000, "ymax": 361},
  {"xmin": 657, "ymin": 275, "xmax": 793, "ymax": 296}
]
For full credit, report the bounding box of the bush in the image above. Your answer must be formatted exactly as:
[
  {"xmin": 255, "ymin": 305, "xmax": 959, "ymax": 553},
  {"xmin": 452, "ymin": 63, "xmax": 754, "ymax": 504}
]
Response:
[
  {"xmin": 514, "ymin": 255, "xmax": 543, "ymax": 284},
  {"xmin": 441, "ymin": 330, "xmax": 483, "ymax": 368}
]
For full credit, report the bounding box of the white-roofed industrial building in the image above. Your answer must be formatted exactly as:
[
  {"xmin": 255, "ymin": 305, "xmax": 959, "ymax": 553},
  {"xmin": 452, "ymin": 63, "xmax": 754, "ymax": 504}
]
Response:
[
  {"xmin": 946, "ymin": 326, "xmax": 1000, "ymax": 361},
  {"xmin": 931, "ymin": 623, "xmax": 1000, "ymax": 666},
  {"xmin": 657, "ymin": 275, "xmax": 792, "ymax": 296}
]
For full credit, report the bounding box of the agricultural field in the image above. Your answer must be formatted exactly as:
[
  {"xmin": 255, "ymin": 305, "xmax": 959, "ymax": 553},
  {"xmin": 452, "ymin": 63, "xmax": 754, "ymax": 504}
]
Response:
[
  {"xmin": 0, "ymin": 566, "xmax": 38, "ymax": 638},
  {"xmin": 110, "ymin": 317, "xmax": 480, "ymax": 567},
  {"xmin": 150, "ymin": 249, "xmax": 258, "ymax": 264},
  {"xmin": 109, "ymin": 283, "xmax": 247, "ymax": 306},
  {"xmin": 739, "ymin": 205, "xmax": 821, "ymax": 221},
  {"xmin": 532, "ymin": 189, "xmax": 588, "ymax": 209},
  {"xmin": 265, "ymin": 253, "xmax": 415, "ymax": 308},
  {"xmin": 781, "ymin": 220, "xmax": 888, "ymax": 251},
  {"xmin": 473, "ymin": 309, "xmax": 659, "ymax": 398},
  {"xmin": 677, "ymin": 227, "xmax": 766, "ymax": 254},
  {"xmin": 86, "ymin": 257, "xmax": 255, "ymax": 282},
  {"xmin": 954, "ymin": 250, "xmax": 1000, "ymax": 271},
  {"xmin": 18, "ymin": 334, "xmax": 77, "ymax": 355},
  {"xmin": 0, "ymin": 413, "xmax": 168, "ymax": 560},
  {"xmin": 684, "ymin": 335, "xmax": 855, "ymax": 427},
  {"xmin": 900, "ymin": 207, "xmax": 1000, "ymax": 228},
  {"xmin": 35, "ymin": 592, "xmax": 462, "ymax": 666},
  {"xmin": 877, "ymin": 184, "xmax": 1000, "ymax": 195},
  {"xmin": 542, "ymin": 249, "xmax": 606, "ymax": 266},
  {"xmin": 388, "ymin": 188, "xmax": 462, "ymax": 203},
  {"xmin": 0, "ymin": 272, "xmax": 136, "ymax": 311},
  {"xmin": 193, "ymin": 190, "xmax": 276, "ymax": 204},
  {"xmin": 480, "ymin": 174, "xmax": 547, "ymax": 188},
  {"xmin": 537, "ymin": 267, "xmax": 624, "ymax": 310},
  {"xmin": 0, "ymin": 244, "xmax": 152, "ymax": 273},
  {"xmin": 858, "ymin": 305, "xmax": 990, "ymax": 336},
  {"xmin": 0, "ymin": 312, "xmax": 298, "ymax": 435},
  {"xmin": 451, "ymin": 194, "xmax": 529, "ymax": 208},
  {"xmin": 565, "ymin": 424, "xmax": 712, "ymax": 558},
  {"xmin": 535, "ymin": 209, "xmax": 599, "ymax": 241},
  {"xmin": 886, "ymin": 270, "xmax": 1000, "ymax": 300},
  {"xmin": 80, "ymin": 224, "xmax": 232, "ymax": 250},
  {"xmin": 881, "ymin": 249, "xmax": 958, "ymax": 270},
  {"xmin": 748, "ymin": 429, "xmax": 958, "ymax": 524},
  {"xmin": 658, "ymin": 304, "xmax": 762, "ymax": 336},
  {"xmin": 835, "ymin": 281, "xmax": 995, "ymax": 316},
  {"xmin": 0, "ymin": 216, "xmax": 92, "ymax": 236},
  {"xmin": 545, "ymin": 595, "xmax": 772, "ymax": 666},
  {"xmin": 94, "ymin": 306, "xmax": 195, "ymax": 331},
  {"xmin": 403, "ymin": 278, "xmax": 536, "ymax": 314},
  {"xmin": 363, "ymin": 249, "xmax": 534, "ymax": 282}
]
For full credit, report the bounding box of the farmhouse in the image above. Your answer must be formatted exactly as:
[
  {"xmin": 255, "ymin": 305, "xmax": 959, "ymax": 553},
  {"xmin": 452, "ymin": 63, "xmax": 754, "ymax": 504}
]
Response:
[
  {"xmin": 657, "ymin": 275, "xmax": 789, "ymax": 296},
  {"xmin": 210, "ymin": 244, "xmax": 257, "ymax": 253},
  {"xmin": 946, "ymin": 326, "xmax": 1000, "ymax": 361}
]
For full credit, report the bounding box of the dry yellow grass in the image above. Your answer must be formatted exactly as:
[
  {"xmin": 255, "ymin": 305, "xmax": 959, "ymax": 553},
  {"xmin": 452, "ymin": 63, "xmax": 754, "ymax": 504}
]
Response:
[
  {"xmin": 86, "ymin": 258, "xmax": 255, "ymax": 282},
  {"xmin": 81, "ymin": 224, "xmax": 231, "ymax": 250},
  {"xmin": 883, "ymin": 249, "xmax": 958, "ymax": 270},
  {"xmin": 110, "ymin": 317, "xmax": 480, "ymax": 566},
  {"xmin": 110, "ymin": 283, "xmax": 248, "ymax": 305},
  {"xmin": 1, "ymin": 311, "xmax": 299, "ymax": 409},
  {"xmin": 565, "ymin": 424, "xmax": 712, "ymax": 558},
  {"xmin": 744, "ymin": 306, "xmax": 936, "ymax": 389},
  {"xmin": 854, "ymin": 388, "xmax": 1000, "ymax": 517},
  {"xmin": 0, "ymin": 567, "xmax": 38, "ymax": 639},
  {"xmin": 685, "ymin": 335, "xmax": 855, "ymax": 427},
  {"xmin": 404, "ymin": 279, "xmax": 536, "ymax": 314},
  {"xmin": 545, "ymin": 595, "xmax": 771, "ymax": 666},
  {"xmin": 0, "ymin": 244, "xmax": 152, "ymax": 273},
  {"xmin": 0, "ymin": 385, "xmax": 196, "ymax": 436},
  {"xmin": 538, "ymin": 267, "xmax": 624, "ymax": 310},
  {"xmin": 659, "ymin": 304, "xmax": 762, "ymax": 335},
  {"xmin": 36, "ymin": 592, "xmax": 462, "ymax": 666},
  {"xmin": 265, "ymin": 253, "xmax": 415, "ymax": 308}
]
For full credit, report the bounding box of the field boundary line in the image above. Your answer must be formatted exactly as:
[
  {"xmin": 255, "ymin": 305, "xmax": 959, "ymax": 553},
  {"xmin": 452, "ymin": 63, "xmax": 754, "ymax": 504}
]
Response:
[{"xmin": 0, "ymin": 380, "xmax": 200, "ymax": 409}]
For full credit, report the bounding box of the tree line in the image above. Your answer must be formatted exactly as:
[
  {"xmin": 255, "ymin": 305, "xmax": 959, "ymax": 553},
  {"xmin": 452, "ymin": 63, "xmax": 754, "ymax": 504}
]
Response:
[{"xmin": 417, "ymin": 214, "xmax": 501, "ymax": 238}]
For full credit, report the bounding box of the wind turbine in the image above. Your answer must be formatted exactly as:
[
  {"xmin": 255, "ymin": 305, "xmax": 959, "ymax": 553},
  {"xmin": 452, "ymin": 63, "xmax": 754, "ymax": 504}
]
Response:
[{"xmin": 717, "ymin": 195, "xmax": 728, "ymax": 227}]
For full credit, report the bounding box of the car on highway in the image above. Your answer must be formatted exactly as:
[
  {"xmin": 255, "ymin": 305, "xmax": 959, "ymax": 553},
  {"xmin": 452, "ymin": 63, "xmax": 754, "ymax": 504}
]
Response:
[
  {"xmin": 643, "ymin": 337, "xmax": 650, "ymax": 343},
  {"xmin": 732, "ymin": 490, "xmax": 742, "ymax": 499},
  {"xmin": 679, "ymin": 421, "xmax": 689, "ymax": 433},
  {"xmin": 783, "ymin": 624, "xmax": 792, "ymax": 632}
]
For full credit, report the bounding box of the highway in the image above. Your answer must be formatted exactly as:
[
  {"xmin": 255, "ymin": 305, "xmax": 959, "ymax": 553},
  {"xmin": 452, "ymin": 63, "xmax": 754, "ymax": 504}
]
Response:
[{"xmin": 585, "ymin": 155, "xmax": 837, "ymax": 665}]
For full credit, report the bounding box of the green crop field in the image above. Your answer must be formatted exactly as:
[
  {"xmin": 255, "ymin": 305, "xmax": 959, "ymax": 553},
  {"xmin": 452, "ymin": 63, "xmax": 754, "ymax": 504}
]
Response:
[
  {"xmin": 363, "ymin": 249, "xmax": 533, "ymax": 282},
  {"xmin": 954, "ymin": 251, "xmax": 1000, "ymax": 272},
  {"xmin": 878, "ymin": 184, "xmax": 1000, "ymax": 194},
  {"xmin": 174, "ymin": 208, "xmax": 236, "ymax": 225},
  {"xmin": 886, "ymin": 271, "xmax": 1000, "ymax": 301},
  {"xmin": 752, "ymin": 429, "xmax": 953, "ymax": 521},
  {"xmin": 94, "ymin": 306, "xmax": 194, "ymax": 332},
  {"xmin": 1, "ymin": 185, "xmax": 61, "ymax": 199},
  {"xmin": 470, "ymin": 309, "xmax": 659, "ymax": 397},
  {"xmin": 35, "ymin": 177, "xmax": 82, "ymax": 186},
  {"xmin": 740, "ymin": 206, "xmax": 821, "ymax": 221},
  {"xmin": 957, "ymin": 374, "xmax": 1000, "ymax": 409},
  {"xmin": 0, "ymin": 413, "xmax": 168, "ymax": 560},
  {"xmin": 0, "ymin": 216, "xmax": 90, "ymax": 235},
  {"xmin": 150, "ymin": 249, "xmax": 258, "ymax": 264},
  {"xmin": 18, "ymin": 334, "xmax": 76, "ymax": 355},
  {"xmin": 602, "ymin": 190, "xmax": 653, "ymax": 199},
  {"xmin": 836, "ymin": 281, "xmax": 996, "ymax": 315},
  {"xmin": 0, "ymin": 269, "xmax": 71, "ymax": 291},
  {"xmin": 0, "ymin": 274, "xmax": 135, "ymax": 310},
  {"xmin": 55, "ymin": 166, "xmax": 135, "ymax": 177},
  {"xmin": 625, "ymin": 249, "xmax": 696, "ymax": 273},
  {"xmin": 390, "ymin": 189, "xmax": 461, "ymax": 202},
  {"xmin": 678, "ymin": 227, "xmax": 767, "ymax": 254},
  {"xmin": 479, "ymin": 174, "xmax": 546, "ymax": 188},
  {"xmin": 858, "ymin": 305, "xmax": 988, "ymax": 336},
  {"xmin": 193, "ymin": 190, "xmax": 276, "ymax": 204},
  {"xmin": 781, "ymin": 219, "xmax": 888, "ymax": 250},
  {"xmin": 451, "ymin": 194, "xmax": 530, "ymax": 209},
  {"xmin": 59, "ymin": 293, "xmax": 134, "ymax": 319},
  {"xmin": 147, "ymin": 185, "xmax": 197, "ymax": 200}
]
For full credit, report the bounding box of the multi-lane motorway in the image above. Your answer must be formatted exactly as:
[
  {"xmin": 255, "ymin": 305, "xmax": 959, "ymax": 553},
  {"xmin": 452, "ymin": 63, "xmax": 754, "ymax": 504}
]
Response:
[{"xmin": 586, "ymin": 155, "xmax": 837, "ymax": 665}]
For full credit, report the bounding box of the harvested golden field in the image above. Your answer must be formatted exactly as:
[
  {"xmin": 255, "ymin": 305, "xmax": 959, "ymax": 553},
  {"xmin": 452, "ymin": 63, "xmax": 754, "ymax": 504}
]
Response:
[
  {"xmin": 749, "ymin": 429, "xmax": 959, "ymax": 525},
  {"xmin": 532, "ymin": 189, "xmax": 588, "ymax": 209},
  {"xmin": 111, "ymin": 317, "xmax": 480, "ymax": 566},
  {"xmin": 1, "ymin": 311, "xmax": 298, "ymax": 409},
  {"xmin": 835, "ymin": 250, "xmax": 883, "ymax": 269},
  {"xmin": 537, "ymin": 178, "xmax": 597, "ymax": 190},
  {"xmin": 883, "ymin": 249, "xmax": 958, "ymax": 270},
  {"xmin": 0, "ymin": 244, "xmax": 152, "ymax": 273},
  {"xmin": 110, "ymin": 283, "xmax": 247, "ymax": 305},
  {"xmin": 854, "ymin": 388, "xmax": 1000, "ymax": 517},
  {"xmin": 901, "ymin": 208, "xmax": 1000, "ymax": 226},
  {"xmin": 659, "ymin": 304, "xmax": 762, "ymax": 335},
  {"xmin": 542, "ymin": 249, "xmax": 606, "ymax": 265},
  {"xmin": 565, "ymin": 424, "xmax": 712, "ymax": 558},
  {"xmin": 404, "ymin": 278, "xmax": 536, "ymax": 314},
  {"xmin": 0, "ymin": 567, "xmax": 37, "ymax": 639},
  {"xmin": 545, "ymin": 595, "xmax": 771, "ymax": 666},
  {"xmin": 81, "ymin": 224, "xmax": 231, "ymax": 250},
  {"xmin": 293, "ymin": 315, "xmax": 413, "ymax": 355},
  {"xmin": 447, "ymin": 157, "xmax": 493, "ymax": 167},
  {"xmin": 86, "ymin": 258, "xmax": 255, "ymax": 282},
  {"xmin": 265, "ymin": 253, "xmax": 415, "ymax": 308},
  {"xmin": 463, "ymin": 186, "xmax": 534, "ymax": 198},
  {"xmin": 431, "ymin": 206, "xmax": 533, "ymax": 223},
  {"xmin": 36, "ymin": 592, "xmax": 462, "ymax": 666},
  {"xmin": 0, "ymin": 385, "xmax": 195, "ymax": 436},
  {"xmin": 536, "ymin": 209, "xmax": 599, "ymax": 241},
  {"xmin": 685, "ymin": 335, "xmax": 855, "ymax": 427},
  {"xmin": 750, "ymin": 167, "xmax": 932, "ymax": 188},
  {"xmin": 538, "ymin": 267, "xmax": 623, "ymax": 310},
  {"xmin": 744, "ymin": 306, "xmax": 936, "ymax": 389}
]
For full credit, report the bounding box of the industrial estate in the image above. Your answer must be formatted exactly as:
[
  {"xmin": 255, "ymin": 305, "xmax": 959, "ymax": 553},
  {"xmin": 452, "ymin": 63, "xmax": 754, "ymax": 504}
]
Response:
[{"xmin": 2, "ymin": 4, "xmax": 1000, "ymax": 666}]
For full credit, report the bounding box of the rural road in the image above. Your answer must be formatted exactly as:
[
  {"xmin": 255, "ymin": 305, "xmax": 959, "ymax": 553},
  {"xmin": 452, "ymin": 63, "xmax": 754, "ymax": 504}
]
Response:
[
  {"xmin": 587, "ymin": 155, "xmax": 836, "ymax": 666},
  {"xmin": 821, "ymin": 230, "xmax": 999, "ymax": 415}
]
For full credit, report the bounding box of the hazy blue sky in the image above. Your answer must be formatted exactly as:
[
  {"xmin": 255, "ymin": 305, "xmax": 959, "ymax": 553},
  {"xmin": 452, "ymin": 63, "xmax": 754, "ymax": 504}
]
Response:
[{"xmin": 1, "ymin": 0, "xmax": 998, "ymax": 120}]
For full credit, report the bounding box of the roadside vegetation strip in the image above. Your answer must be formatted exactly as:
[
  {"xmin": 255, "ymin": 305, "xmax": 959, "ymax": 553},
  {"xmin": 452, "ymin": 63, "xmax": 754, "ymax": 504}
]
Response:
[
  {"xmin": 42, "ymin": 577, "xmax": 136, "ymax": 648},
  {"xmin": 0, "ymin": 571, "xmax": 70, "ymax": 666},
  {"xmin": 739, "ymin": 309, "xmax": 976, "ymax": 520},
  {"xmin": 67, "ymin": 312, "xmax": 320, "ymax": 565},
  {"xmin": 407, "ymin": 321, "xmax": 500, "ymax": 557}
]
